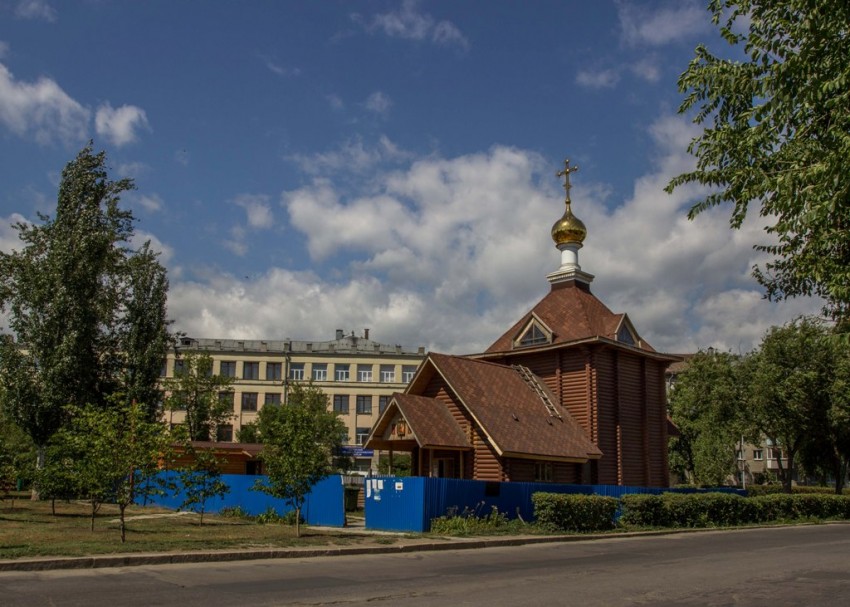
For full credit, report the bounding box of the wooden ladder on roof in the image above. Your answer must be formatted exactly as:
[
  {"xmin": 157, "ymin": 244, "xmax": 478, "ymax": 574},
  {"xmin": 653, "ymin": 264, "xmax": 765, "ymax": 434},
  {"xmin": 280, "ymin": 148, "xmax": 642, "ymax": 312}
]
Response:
[{"xmin": 512, "ymin": 365, "xmax": 562, "ymax": 419}]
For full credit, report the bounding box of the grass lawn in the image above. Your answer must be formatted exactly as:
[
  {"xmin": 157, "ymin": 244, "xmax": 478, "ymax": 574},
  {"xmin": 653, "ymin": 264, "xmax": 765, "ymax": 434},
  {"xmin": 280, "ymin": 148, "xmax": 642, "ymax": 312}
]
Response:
[{"xmin": 0, "ymin": 494, "xmax": 380, "ymax": 559}]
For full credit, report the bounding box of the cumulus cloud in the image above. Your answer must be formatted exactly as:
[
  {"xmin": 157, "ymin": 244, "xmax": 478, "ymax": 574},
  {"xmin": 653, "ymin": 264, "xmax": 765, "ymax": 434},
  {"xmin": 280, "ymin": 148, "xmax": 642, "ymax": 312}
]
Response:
[
  {"xmin": 356, "ymin": 0, "xmax": 469, "ymax": 50},
  {"xmin": 575, "ymin": 68, "xmax": 620, "ymax": 89},
  {"xmin": 15, "ymin": 0, "xmax": 56, "ymax": 22},
  {"xmin": 234, "ymin": 193, "xmax": 274, "ymax": 229},
  {"xmin": 136, "ymin": 193, "xmax": 164, "ymax": 212},
  {"xmin": 165, "ymin": 115, "xmax": 820, "ymax": 355},
  {"xmin": 94, "ymin": 102, "xmax": 149, "ymax": 146},
  {"xmin": 0, "ymin": 63, "xmax": 89, "ymax": 144},
  {"xmin": 617, "ymin": 0, "xmax": 709, "ymax": 47}
]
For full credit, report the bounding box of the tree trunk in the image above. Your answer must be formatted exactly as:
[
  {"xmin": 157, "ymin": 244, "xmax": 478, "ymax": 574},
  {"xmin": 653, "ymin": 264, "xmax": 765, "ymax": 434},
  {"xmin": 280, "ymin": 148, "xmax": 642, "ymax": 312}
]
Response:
[
  {"xmin": 90, "ymin": 498, "xmax": 97, "ymax": 532},
  {"xmin": 835, "ymin": 458, "xmax": 847, "ymax": 495},
  {"xmin": 119, "ymin": 502, "xmax": 127, "ymax": 543},
  {"xmin": 31, "ymin": 445, "xmax": 45, "ymax": 501},
  {"xmin": 295, "ymin": 506, "xmax": 301, "ymax": 538}
]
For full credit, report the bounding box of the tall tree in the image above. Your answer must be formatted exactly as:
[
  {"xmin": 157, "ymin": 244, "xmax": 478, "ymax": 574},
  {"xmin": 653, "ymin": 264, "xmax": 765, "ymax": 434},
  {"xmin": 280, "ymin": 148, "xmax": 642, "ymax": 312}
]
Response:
[
  {"xmin": 252, "ymin": 383, "xmax": 346, "ymax": 537},
  {"xmin": 0, "ymin": 144, "xmax": 172, "ymax": 496},
  {"xmin": 668, "ymin": 350, "xmax": 750, "ymax": 486},
  {"xmin": 748, "ymin": 318, "xmax": 833, "ymax": 493},
  {"xmin": 667, "ymin": 0, "xmax": 850, "ymax": 319},
  {"xmin": 164, "ymin": 352, "xmax": 234, "ymax": 441}
]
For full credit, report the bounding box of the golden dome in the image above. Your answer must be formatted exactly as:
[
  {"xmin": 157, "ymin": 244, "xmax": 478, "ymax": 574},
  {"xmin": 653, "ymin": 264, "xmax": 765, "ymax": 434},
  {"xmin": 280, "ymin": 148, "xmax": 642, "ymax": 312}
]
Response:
[
  {"xmin": 551, "ymin": 158, "xmax": 586, "ymax": 245},
  {"xmin": 551, "ymin": 202, "xmax": 587, "ymax": 245}
]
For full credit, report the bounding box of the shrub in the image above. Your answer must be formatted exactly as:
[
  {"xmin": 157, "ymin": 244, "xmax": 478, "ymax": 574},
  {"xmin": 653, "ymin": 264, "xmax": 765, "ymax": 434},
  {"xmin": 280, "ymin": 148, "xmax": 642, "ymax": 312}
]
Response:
[
  {"xmin": 430, "ymin": 504, "xmax": 519, "ymax": 536},
  {"xmin": 619, "ymin": 494, "xmax": 671, "ymax": 527},
  {"xmin": 532, "ymin": 493, "xmax": 617, "ymax": 532},
  {"xmin": 219, "ymin": 505, "xmax": 250, "ymax": 519},
  {"xmin": 255, "ymin": 507, "xmax": 283, "ymax": 525}
]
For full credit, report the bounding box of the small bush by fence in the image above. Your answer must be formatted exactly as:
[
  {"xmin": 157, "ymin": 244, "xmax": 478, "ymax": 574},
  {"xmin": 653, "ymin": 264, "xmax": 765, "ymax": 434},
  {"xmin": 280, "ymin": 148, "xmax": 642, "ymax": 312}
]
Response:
[{"xmin": 531, "ymin": 493, "xmax": 619, "ymax": 532}]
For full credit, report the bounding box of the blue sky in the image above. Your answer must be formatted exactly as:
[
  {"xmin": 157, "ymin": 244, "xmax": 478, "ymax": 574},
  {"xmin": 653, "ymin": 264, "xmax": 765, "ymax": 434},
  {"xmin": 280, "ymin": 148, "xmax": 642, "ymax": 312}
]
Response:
[{"xmin": 0, "ymin": 0, "xmax": 819, "ymax": 354}]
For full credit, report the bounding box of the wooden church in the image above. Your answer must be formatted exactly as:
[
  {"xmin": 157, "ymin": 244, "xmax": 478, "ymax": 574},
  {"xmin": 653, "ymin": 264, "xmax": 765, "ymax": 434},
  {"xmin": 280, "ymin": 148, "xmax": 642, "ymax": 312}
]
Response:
[{"xmin": 366, "ymin": 160, "xmax": 677, "ymax": 487}]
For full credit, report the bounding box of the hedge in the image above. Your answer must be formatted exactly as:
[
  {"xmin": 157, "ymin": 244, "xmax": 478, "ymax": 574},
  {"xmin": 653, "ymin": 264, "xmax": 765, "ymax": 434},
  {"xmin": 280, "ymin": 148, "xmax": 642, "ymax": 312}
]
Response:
[
  {"xmin": 531, "ymin": 492, "xmax": 618, "ymax": 532},
  {"xmin": 619, "ymin": 492, "xmax": 850, "ymax": 528},
  {"xmin": 744, "ymin": 485, "xmax": 849, "ymax": 497}
]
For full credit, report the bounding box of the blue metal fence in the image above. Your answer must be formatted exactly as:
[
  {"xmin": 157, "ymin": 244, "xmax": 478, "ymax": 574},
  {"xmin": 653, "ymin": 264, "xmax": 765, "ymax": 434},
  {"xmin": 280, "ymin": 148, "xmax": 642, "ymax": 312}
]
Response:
[
  {"xmin": 139, "ymin": 472, "xmax": 345, "ymax": 527},
  {"xmin": 364, "ymin": 476, "xmax": 745, "ymax": 532}
]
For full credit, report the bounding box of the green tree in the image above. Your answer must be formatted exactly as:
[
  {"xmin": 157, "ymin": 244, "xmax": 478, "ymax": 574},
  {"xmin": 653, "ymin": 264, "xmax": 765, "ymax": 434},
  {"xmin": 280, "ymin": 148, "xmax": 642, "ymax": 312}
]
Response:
[
  {"xmin": 748, "ymin": 318, "xmax": 834, "ymax": 493},
  {"xmin": 252, "ymin": 383, "xmax": 347, "ymax": 537},
  {"xmin": 236, "ymin": 421, "xmax": 261, "ymax": 443},
  {"xmin": 164, "ymin": 352, "xmax": 234, "ymax": 441},
  {"xmin": 668, "ymin": 350, "xmax": 750, "ymax": 486},
  {"xmin": 54, "ymin": 400, "xmax": 172, "ymax": 541},
  {"xmin": 667, "ymin": 0, "xmax": 850, "ymax": 319},
  {"xmin": 177, "ymin": 446, "xmax": 229, "ymax": 525},
  {"xmin": 0, "ymin": 397, "xmax": 37, "ymax": 500},
  {"xmin": 0, "ymin": 144, "xmax": 172, "ymax": 496}
]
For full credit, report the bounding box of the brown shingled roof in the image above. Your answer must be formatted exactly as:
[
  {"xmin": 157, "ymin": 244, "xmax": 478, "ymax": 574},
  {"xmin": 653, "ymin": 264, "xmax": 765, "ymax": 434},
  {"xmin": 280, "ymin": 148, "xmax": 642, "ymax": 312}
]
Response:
[
  {"xmin": 484, "ymin": 280, "xmax": 655, "ymax": 354},
  {"xmin": 429, "ymin": 353, "xmax": 601, "ymax": 462},
  {"xmin": 365, "ymin": 393, "xmax": 472, "ymax": 451}
]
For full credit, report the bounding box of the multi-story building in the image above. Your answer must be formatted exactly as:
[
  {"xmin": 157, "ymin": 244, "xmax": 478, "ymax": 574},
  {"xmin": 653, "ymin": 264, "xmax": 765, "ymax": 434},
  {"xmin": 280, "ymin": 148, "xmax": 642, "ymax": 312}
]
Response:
[{"xmin": 162, "ymin": 330, "xmax": 426, "ymax": 472}]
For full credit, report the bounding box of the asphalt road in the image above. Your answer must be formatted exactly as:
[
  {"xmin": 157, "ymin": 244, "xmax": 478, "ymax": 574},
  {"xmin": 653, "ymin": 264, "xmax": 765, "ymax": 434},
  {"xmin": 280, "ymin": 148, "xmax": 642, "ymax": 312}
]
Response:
[{"xmin": 2, "ymin": 525, "xmax": 850, "ymax": 606}]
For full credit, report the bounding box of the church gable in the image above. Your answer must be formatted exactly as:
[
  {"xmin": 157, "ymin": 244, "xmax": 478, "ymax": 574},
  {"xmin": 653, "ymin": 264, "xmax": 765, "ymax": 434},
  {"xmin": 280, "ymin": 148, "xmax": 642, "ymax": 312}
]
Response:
[{"xmin": 512, "ymin": 313, "xmax": 553, "ymax": 349}]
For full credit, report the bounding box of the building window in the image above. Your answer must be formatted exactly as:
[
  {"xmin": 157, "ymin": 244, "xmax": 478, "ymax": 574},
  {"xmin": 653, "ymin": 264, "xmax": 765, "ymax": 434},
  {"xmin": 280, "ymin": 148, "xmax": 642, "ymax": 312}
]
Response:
[
  {"xmin": 243, "ymin": 361, "xmax": 259, "ymax": 380},
  {"xmin": 289, "ymin": 363, "xmax": 304, "ymax": 380},
  {"xmin": 753, "ymin": 449, "xmax": 763, "ymax": 460},
  {"xmin": 402, "ymin": 365, "xmax": 416, "ymax": 382},
  {"xmin": 241, "ymin": 392, "xmax": 258, "ymax": 412},
  {"xmin": 379, "ymin": 395, "xmax": 390, "ymax": 414},
  {"xmin": 357, "ymin": 364, "xmax": 373, "ymax": 382},
  {"xmin": 534, "ymin": 462, "xmax": 553, "ymax": 482},
  {"xmin": 173, "ymin": 359, "xmax": 187, "ymax": 376},
  {"xmin": 335, "ymin": 364, "xmax": 350, "ymax": 381},
  {"xmin": 356, "ymin": 395, "xmax": 372, "ymax": 414},
  {"xmin": 333, "ymin": 394, "xmax": 349, "ymax": 414},
  {"xmin": 312, "ymin": 363, "xmax": 328, "ymax": 381},
  {"xmin": 380, "ymin": 365, "xmax": 395, "ymax": 382},
  {"xmin": 519, "ymin": 324, "xmax": 548, "ymax": 347},
  {"xmin": 266, "ymin": 362, "xmax": 282, "ymax": 381},
  {"xmin": 220, "ymin": 360, "xmax": 237, "ymax": 378},
  {"xmin": 160, "ymin": 360, "xmax": 168, "ymax": 377},
  {"xmin": 264, "ymin": 393, "xmax": 281, "ymax": 405},
  {"xmin": 356, "ymin": 427, "xmax": 370, "ymax": 446},
  {"xmin": 218, "ymin": 391, "xmax": 235, "ymax": 411},
  {"xmin": 768, "ymin": 448, "xmax": 783, "ymax": 460},
  {"xmin": 216, "ymin": 424, "xmax": 233, "ymax": 442}
]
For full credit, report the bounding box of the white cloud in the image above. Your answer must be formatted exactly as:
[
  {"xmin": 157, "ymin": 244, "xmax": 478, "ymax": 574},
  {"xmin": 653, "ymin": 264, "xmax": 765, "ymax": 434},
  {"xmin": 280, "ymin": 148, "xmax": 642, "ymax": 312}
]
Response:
[
  {"xmin": 575, "ymin": 68, "xmax": 620, "ymax": 89},
  {"xmin": 364, "ymin": 91, "xmax": 393, "ymax": 115},
  {"xmin": 166, "ymin": 116, "xmax": 820, "ymax": 355},
  {"xmin": 131, "ymin": 230, "xmax": 174, "ymax": 265},
  {"xmin": 286, "ymin": 135, "xmax": 412, "ymax": 176},
  {"xmin": 0, "ymin": 213, "xmax": 28, "ymax": 254},
  {"xmin": 223, "ymin": 225, "xmax": 248, "ymax": 257},
  {"xmin": 15, "ymin": 0, "xmax": 56, "ymax": 22},
  {"xmin": 0, "ymin": 63, "xmax": 89, "ymax": 145},
  {"xmin": 234, "ymin": 193, "xmax": 273, "ymax": 229},
  {"xmin": 360, "ymin": 0, "xmax": 469, "ymax": 50},
  {"xmin": 630, "ymin": 57, "xmax": 661, "ymax": 82},
  {"xmin": 137, "ymin": 193, "xmax": 164, "ymax": 212},
  {"xmin": 618, "ymin": 0, "xmax": 708, "ymax": 47},
  {"xmin": 259, "ymin": 54, "xmax": 301, "ymax": 77},
  {"xmin": 95, "ymin": 102, "xmax": 149, "ymax": 147},
  {"xmin": 0, "ymin": 41, "xmax": 9, "ymax": 59}
]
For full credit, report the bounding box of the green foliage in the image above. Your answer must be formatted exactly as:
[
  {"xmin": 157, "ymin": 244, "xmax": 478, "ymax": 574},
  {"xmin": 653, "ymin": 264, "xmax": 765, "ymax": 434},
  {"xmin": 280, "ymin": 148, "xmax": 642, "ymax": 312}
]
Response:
[
  {"xmin": 177, "ymin": 447, "xmax": 230, "ymax": 525},
  {"xmin": 0, "ymin": 406, "xmax": 36, "ymax": 494},
  {"xmin": 377, "ymin": 453, "xmax": 412, "ymax": 476},
  {"xmin": 430, "ymin": 504, "xmax": 521, "ymax": 536},
  {"xmin": 745, "ymin": 485, "xmax": 849, "ymax": 497},
  {"xmin": 255, "ymin": 507, "xmax": 283, "ymax": 525},
  {"xmin": 252, "ymin": 382, "xmax": 346, "ymax": 537},
  {"xmin": 164, "ymin": 352, "xmax": 235, "ymax": 441},
  {"xmin": 51, "ymin": 400, "xmax": 173, "ymax": 541},
  {"xmin": 218, "ymin": 505, "xmax": 250, "ymax": 519},
  {"xmin": 668, "ymin": 350, "xmax": 750, "ymax": 485},
  {"xmin": 620, "ymin": 491, "xmax": 850, "ymax": 528},
  {"xmin": 748, "ymin": 318, "xmax": 839, "ymax": 492},
  {"xmin": 531, "ymin": 493, "xmax": 618, "ymax": 532},
  {"xmin": 0, "ymin": 144, "xmax": 171, "ymax": 491},
  {"xmin": 235, "ymin": 421, "xmax": 261, "ymax": 443},
  {"xmin": 667, "ymin": 0, "xmax": 850, "ymax": 319}
]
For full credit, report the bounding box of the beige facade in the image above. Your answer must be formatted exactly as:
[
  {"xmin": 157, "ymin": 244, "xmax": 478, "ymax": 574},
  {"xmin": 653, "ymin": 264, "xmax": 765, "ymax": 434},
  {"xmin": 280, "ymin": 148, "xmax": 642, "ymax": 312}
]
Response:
[{"xmin": 162, "ymin": 331, "xmax": 426, "ymax": 472}]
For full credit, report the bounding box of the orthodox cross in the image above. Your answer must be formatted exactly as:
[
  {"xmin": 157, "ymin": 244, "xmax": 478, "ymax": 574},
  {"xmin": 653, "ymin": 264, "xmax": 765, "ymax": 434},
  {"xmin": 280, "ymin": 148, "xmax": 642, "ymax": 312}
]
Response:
[{"xmin": 556, "ymin": 159, "xmax": 579, "ymax": 201}]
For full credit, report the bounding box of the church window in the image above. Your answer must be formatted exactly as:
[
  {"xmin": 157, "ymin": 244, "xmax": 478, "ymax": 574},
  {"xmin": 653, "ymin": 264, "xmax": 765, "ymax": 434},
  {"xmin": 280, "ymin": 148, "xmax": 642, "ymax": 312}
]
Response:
[
  {"xmin": 617, "ymin": 325, "xmax": 636, "ymax": 346},
  {"xmin": 519, "ymin": 324, "xmax": 548, "ymax": 347}
]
